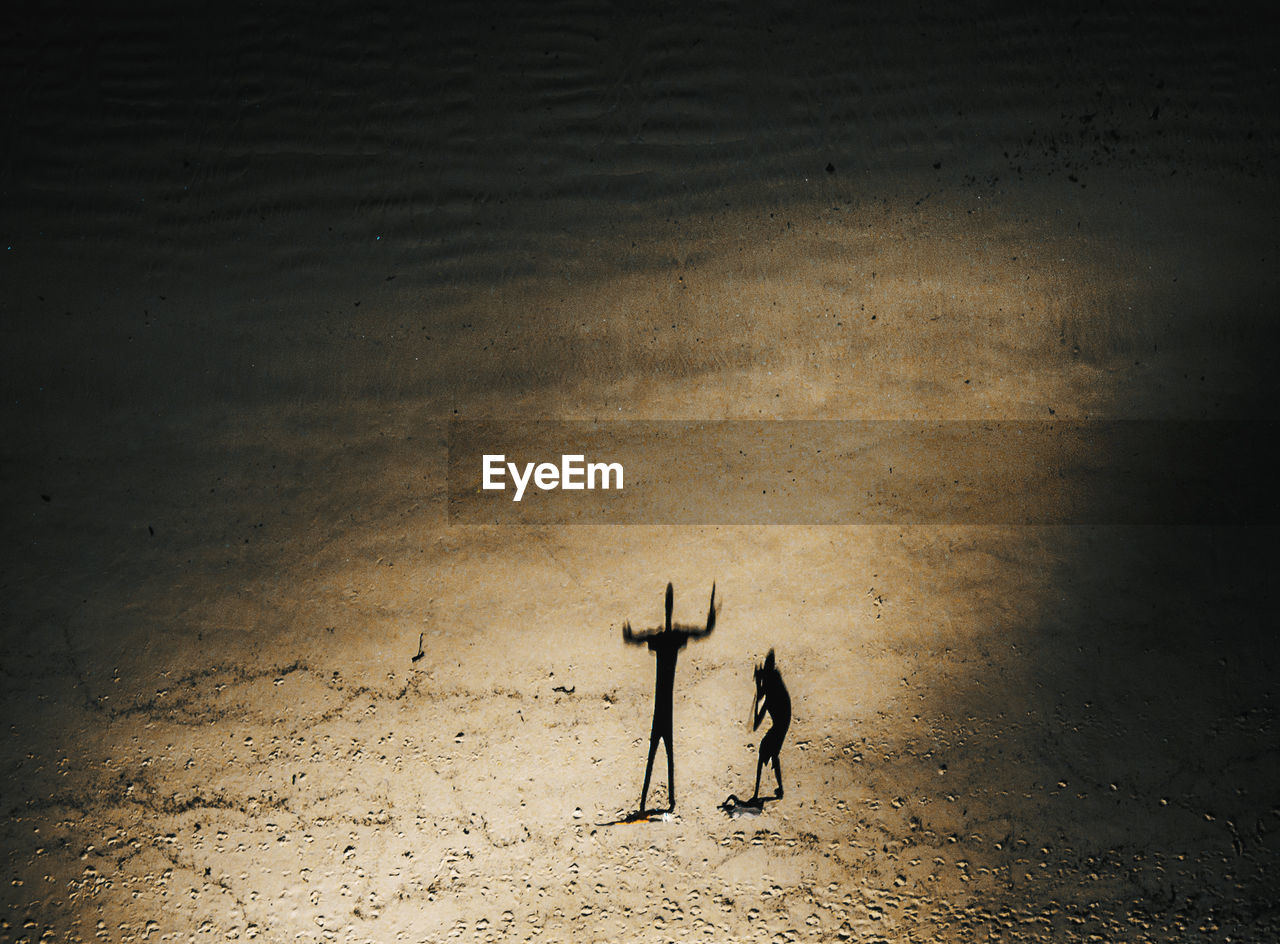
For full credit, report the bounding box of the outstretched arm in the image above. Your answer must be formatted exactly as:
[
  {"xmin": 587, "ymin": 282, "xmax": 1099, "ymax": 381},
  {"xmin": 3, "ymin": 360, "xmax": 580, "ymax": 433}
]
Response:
[{"xmin": 623, "ymin": 621, "xmax": 661, "ymax": 644}]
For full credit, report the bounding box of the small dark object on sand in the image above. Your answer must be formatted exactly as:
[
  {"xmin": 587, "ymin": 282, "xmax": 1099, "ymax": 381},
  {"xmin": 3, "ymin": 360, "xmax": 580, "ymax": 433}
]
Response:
[{"xmin": 719, "ymin": 794, "xmax": 764, "ymax": 817}]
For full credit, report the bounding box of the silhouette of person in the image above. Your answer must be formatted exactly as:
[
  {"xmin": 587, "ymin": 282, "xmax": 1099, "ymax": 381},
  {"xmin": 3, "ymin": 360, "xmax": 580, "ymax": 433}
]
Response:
[
  {"xmin": 623, "ymin": 582, "xmax": 717, "ymax": 814},
  {"xmin": 751, "ymin": 649, "xmax": 790, "ymax": 802}
]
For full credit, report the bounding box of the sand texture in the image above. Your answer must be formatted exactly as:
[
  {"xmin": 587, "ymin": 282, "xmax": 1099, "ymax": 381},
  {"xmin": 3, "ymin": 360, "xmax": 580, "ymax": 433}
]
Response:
[{"xmin": 2, "ymin": 3, "xmax": 1279, "ymax": 942}]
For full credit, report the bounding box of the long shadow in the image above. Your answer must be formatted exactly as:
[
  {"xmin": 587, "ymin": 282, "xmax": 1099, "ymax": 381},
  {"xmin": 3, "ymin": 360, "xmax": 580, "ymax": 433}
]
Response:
[
  {"xmin": 594, "ymin": 808, "xmax": 673, "ymax": 827},
  {"xmin": 619, "ymin": 582, "xmax": 718, "ymax": 817}
]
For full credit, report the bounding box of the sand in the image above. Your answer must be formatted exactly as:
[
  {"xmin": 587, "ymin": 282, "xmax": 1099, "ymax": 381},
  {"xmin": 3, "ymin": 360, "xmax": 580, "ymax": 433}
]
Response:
[{"xmin": 2, "ymin": 3, "xmax": 1279, "ymax": 942}]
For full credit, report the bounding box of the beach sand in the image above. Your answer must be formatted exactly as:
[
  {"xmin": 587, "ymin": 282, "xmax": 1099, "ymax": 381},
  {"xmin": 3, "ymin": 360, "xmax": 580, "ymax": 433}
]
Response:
[{"xmin": 2, "ymin": 3, "xmax": 1278, "ymax": 941}]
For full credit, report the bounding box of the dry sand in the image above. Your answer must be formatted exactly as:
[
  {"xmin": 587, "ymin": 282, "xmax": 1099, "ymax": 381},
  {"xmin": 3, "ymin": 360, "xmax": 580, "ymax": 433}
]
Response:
[{"xmin": 3, "ymin": 3, "xmax": 1279, "ymax": 942}]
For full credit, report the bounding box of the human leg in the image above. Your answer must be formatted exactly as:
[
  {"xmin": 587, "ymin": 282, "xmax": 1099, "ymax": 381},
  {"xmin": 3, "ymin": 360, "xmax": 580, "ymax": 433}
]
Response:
[
  {"xmin": 664, "ymin": 731, "xmax": 676, "ymax": 810},
  {"xmin": 640, "ymin": 733, "xmax": 660, "ymax": 811}
]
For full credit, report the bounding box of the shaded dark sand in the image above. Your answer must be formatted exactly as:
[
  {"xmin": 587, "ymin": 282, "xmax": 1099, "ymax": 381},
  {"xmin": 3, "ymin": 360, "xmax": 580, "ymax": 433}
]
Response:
[{"xmin": 3, "ymin": 3, "xmax": 1280, "ymax": 941}]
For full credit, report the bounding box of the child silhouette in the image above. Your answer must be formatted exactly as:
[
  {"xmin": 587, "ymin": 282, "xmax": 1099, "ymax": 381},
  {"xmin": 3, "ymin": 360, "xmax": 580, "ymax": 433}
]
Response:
[{"xmin": 751, "ymin": 649, "xmax": 790, "ymax": 802}]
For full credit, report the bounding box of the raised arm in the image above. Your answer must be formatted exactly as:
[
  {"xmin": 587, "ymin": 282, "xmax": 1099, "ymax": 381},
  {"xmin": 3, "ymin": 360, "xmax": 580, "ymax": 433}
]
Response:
[{"xmin": 674, "ymin": 582, "xmax": 718, "ymax": 639}]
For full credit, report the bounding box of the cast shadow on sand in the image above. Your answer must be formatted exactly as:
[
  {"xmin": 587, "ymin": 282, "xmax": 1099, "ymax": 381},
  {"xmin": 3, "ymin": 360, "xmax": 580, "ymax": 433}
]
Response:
[
  {"xmin": 717, "ymin": 792, "xmax": 779, "ymax": 818},
  {"xmin": 615, "ymin": 582, "xmax": 718, "ymax": 821},
  {"xmin": 715, "ymin": 648, "xmax": 790, "ymax": 818},
  {"xmin": 595, "ymin": 808, "xmax": 676, "ymax": 826},
  {"xmin": 599, "ymin": 584, "xmax": 793, "ymax": 824}
]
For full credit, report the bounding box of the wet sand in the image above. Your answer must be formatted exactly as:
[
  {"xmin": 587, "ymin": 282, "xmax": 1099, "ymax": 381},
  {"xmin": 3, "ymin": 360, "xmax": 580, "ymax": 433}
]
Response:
[{"xmin": 3, "ymin": 3, "xmax": 1279, "ymax": 941}]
